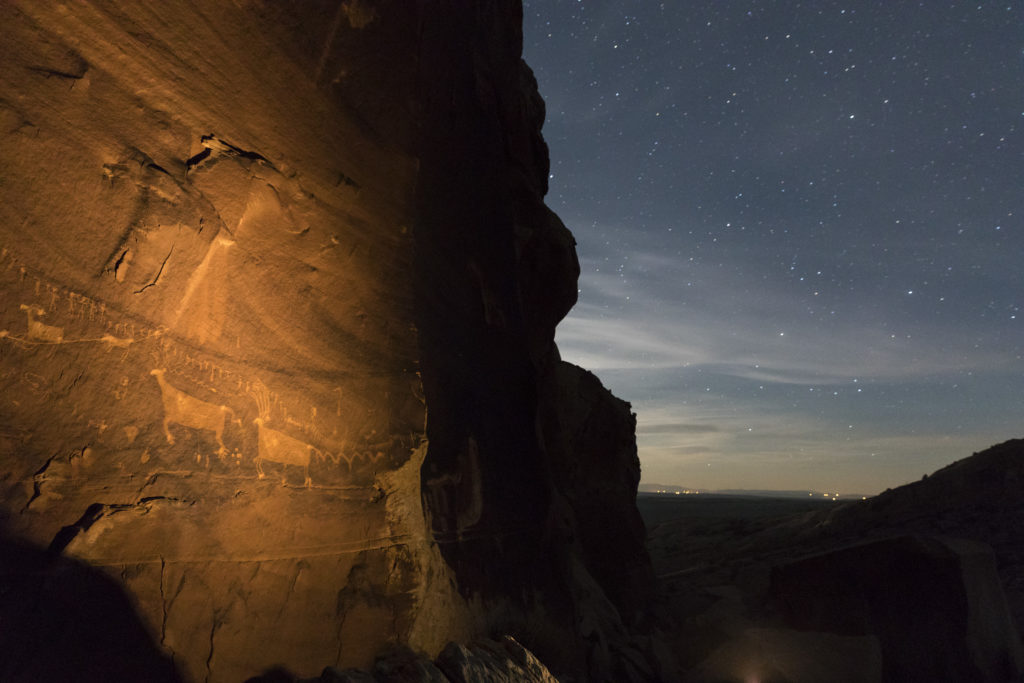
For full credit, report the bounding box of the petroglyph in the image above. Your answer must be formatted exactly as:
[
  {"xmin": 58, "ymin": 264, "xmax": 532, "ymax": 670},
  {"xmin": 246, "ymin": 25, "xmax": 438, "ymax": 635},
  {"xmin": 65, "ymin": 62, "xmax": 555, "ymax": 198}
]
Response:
[
  {"xmin": 1, "ymin": 248, "xmax": 161, "ymax": 351},
  {"xmin": 344, "ymin": 434, "xmax": 394, "ymax": 471},
  {"xmin": 3, "ymin": 307, "xmax": 135, "ymax": 350},
  {"xmin": 0, "ymin": 254, "xmax": 193, "ymax": 433},
  {"xmin": 19, "ymin": 372, "xmax": 52, "ymax": 398},
  {"xmin": 151, "ymin": 368, "xmax": 233, "ymax": 455},
  {"xmin": 124, "ymin": 426, "xmax": 139, "ymax": 444},
  {"xmin": 18, "ymin": 304, "xmax": 64, "ymax": 343},
  {"xmin": 254, "ymin": 419, "xmax": 317, "ymax": 487},
  {"xmin": 114, "ymin": 377, "xmax": 131, "ymax": 401},
  {"xmin": 100, "ymin": 333, "xmax": 134, "ymax": 349},
  {"xmin": 249, "ymin": 379, "xmax": 328, "ymax": 487}
]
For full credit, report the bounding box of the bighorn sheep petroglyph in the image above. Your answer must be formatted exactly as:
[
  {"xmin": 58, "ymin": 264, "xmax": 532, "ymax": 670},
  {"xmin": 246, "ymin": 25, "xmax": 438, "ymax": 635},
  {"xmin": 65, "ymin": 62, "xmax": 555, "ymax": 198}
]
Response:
[
  {"xmin": 19, "ymin": 304, "xmax": 64, "ymax": 343},
  {"xmin": 254, "ymin": 418, "xmax": 317, "ymax": 487},
  {"xmin": 150, "ymin": 368, "xmax": 232, "ymax": 454},
  {"xmin": 249, "ymin": 378, "xmax": 320, "ymax": 487}
]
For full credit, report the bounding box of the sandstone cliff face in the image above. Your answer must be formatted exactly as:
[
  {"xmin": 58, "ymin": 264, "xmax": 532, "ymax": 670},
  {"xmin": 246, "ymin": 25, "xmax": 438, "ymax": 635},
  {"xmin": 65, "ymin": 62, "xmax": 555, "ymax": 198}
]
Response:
[{"xmin": 0, "ymin": 2, "xmax": 654, "ymax": 681}]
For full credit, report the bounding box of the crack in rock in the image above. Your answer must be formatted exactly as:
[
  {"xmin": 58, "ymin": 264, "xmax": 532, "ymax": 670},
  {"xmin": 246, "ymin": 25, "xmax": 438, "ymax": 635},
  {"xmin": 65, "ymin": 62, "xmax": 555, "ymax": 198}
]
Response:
[
  {"xmin": 134, "ymin": 245, "xmax": 173, "ymax": 294},
  {"xmin": 187, "ymin": 134, "xmax": 275, "ymax": 174},
  {"xmin": 26, "ymin": 65, "xmax": 87, "ymax": 80},
  {"xmin": 22, "ymin": 452, "xmax": 60, "ymax": 512},
  {"xmin": 159, "ymin": 555, "xmax": 169, "ymax": 646},
  {"xmin": 205, "ymin": 616, "xmax": 222, "ymax": 683}
]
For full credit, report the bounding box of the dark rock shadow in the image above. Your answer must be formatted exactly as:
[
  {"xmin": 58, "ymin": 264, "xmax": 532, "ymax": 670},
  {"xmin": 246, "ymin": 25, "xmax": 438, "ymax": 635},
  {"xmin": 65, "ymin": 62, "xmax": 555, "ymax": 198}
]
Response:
[{"xmin": 0, "ymin": 530, "xmax": 182, "ymax": 683}]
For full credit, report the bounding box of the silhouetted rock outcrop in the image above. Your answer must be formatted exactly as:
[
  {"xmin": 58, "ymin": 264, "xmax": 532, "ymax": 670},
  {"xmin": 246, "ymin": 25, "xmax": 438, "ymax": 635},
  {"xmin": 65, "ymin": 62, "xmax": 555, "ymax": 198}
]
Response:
[{"xmin": 0, "ymin": 2, "xmax": 655, "ymax": 681}]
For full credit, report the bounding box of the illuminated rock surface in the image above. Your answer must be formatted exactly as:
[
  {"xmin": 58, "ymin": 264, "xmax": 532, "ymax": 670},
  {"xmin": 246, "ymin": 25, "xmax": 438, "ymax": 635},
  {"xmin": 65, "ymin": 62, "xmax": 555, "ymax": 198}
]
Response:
[{"xmin": 0, "ymin": 2, "xmax": 657, "ymax": 681}]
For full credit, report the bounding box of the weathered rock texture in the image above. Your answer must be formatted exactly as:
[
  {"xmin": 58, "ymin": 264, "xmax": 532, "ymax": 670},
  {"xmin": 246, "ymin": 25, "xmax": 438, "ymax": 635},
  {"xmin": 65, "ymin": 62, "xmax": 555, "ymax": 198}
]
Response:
[{"xmin": 0, "ymin": 2, "xmax": 655, "ymax": 681}]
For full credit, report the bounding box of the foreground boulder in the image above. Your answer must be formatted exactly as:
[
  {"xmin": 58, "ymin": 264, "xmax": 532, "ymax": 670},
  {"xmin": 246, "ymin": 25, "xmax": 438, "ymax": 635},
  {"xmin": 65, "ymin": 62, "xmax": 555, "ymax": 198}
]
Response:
[{"xmin": 244, "ymin": 636, "xmax": 559, "ymax": 683}]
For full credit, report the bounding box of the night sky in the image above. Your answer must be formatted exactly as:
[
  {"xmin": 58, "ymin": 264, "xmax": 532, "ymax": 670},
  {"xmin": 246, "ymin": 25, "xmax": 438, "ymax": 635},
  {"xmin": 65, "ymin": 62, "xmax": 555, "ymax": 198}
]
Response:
[{"xmin": 522, "ymin": 1, "xmax": 1023, "ymax": 494}]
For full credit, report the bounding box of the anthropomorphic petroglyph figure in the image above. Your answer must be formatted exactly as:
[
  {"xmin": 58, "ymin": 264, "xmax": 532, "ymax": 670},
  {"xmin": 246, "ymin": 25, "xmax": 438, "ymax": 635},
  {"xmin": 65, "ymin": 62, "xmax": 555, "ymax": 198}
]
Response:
[
  {"xmin": 19, "ymin": 304, "xmax": 64, "ymax": 343},
  {"xmin": 150, "ymin": 368, "xmax": 232, "ymax": 455}
]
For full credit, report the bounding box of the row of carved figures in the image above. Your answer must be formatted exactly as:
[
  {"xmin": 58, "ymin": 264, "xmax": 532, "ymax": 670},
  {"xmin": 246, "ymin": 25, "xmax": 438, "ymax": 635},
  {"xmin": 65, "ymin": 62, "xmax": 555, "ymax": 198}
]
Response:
[
  {"xmin": 150, "ymin": 369, "xmax": 386, "ymax": 487},
  {"xmin": 0, "ymin": 295, "xmax": 389, "ymax": 488},
  {"xmin": 0, "ymin": 304, "xmax": 134, "ymax": 349}
]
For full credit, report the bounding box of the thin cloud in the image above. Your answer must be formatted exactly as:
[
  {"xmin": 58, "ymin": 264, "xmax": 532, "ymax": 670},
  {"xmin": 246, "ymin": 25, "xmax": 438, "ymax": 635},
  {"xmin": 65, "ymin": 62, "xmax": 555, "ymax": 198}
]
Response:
[
  {"xmin": 559, "ymin": 239, "xmax": 1018, "ymax": 384},
  {"xmin": 663, "ymin": 445, "xmax": 716, "ymax": 456},
  {"xmin": 639, "ymin": 423, "xmax": 721, "ymax": 434}
]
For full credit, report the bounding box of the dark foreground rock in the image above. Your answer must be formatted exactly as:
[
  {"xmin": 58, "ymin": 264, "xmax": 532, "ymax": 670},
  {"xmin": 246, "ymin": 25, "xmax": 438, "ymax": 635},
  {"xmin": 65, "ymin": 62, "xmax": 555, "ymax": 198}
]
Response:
[
  {"xmin": 0, "ymin": 534, "xmax": 182, "ymax": 683},
  {"xmin": 243, "ymin": 636, "xmax": 559, "ymax": 683},
  {"xmin": 770, "ymin": 536, "xmax": 1024, "ymax": 683},
  {"xmin": 673, "ymin": 535, "xmax": 1024, "ymax": 683}
]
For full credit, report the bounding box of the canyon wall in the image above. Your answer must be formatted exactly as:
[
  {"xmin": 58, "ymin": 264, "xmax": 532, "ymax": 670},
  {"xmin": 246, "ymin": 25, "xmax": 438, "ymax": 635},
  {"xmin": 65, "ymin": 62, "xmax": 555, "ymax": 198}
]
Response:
[{"xmin": 0, "ymin": 2, "xmax": 656, "ymax": 681}]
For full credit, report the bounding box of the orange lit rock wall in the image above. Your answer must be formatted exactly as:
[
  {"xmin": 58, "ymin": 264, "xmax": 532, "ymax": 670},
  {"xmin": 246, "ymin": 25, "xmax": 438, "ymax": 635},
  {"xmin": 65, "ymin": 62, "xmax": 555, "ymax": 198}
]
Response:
[{"xmin": 0, "ymin": 2, "xmax": 656, "ymax": 681}]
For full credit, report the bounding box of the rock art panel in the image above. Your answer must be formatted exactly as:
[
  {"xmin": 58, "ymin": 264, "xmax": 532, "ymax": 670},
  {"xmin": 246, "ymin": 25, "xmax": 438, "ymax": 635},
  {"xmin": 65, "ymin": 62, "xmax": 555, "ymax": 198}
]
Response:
[
  {"xmin": 0, "ymin": 3, "xmax": 434, "ymax": 681},
  {"xmin": 0, "ymin": 2, "xmax": 658, "ymax": 682}
]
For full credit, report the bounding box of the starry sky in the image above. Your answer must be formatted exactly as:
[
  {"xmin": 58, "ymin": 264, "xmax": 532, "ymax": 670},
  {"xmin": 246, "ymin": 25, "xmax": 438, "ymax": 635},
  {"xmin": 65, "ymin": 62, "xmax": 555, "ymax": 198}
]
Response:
[{"xmin": 522, "ymin": 1, "xmax": 1023, "ymax": 495}]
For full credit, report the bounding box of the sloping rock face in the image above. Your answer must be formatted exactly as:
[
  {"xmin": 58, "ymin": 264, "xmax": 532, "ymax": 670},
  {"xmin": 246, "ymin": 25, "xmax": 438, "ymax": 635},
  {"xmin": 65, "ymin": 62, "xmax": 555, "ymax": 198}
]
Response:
[{"xmin": 0, "ymin": 2, "xmax": 654, "ymax": 681}]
